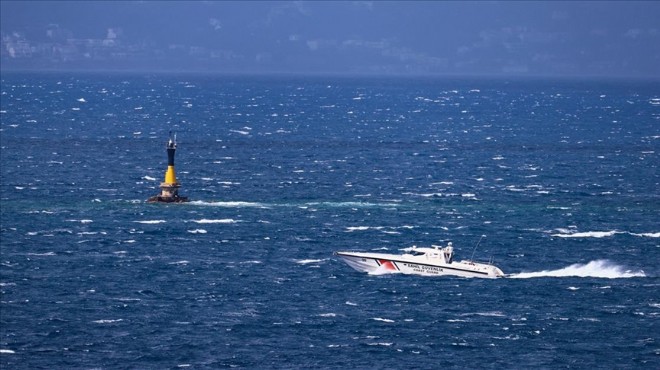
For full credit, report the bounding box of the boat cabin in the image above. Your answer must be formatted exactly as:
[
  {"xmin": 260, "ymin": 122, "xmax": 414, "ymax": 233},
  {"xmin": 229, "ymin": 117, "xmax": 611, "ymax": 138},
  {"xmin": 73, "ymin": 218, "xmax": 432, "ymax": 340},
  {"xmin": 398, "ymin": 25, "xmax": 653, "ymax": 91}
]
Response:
[{"xmin": 407, "ymin": 243, "xmax": 454, "ymax": 264}]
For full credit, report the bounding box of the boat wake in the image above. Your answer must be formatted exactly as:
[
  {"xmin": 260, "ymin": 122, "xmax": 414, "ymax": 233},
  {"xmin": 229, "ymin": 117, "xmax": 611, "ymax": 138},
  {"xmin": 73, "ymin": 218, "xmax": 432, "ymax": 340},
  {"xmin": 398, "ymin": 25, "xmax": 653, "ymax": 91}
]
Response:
[
  {"xmin": 509, "ymin": 260, "xmax": 646, "ymax": 279},
  {"xmin": 189, "ymin": 200, "xmax": 269, "ymax": 208},
  {"xmin": 189, "ymin": 200, "xmax": 402, "ymax": 209}
]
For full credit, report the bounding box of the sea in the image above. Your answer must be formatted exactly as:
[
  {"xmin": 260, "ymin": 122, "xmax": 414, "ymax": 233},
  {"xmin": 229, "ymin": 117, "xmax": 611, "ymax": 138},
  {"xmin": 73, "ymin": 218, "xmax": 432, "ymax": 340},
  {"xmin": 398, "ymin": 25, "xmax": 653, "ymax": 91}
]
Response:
[{"xmin": 1, "ymin": 72, "xmax": 658, "ymax": 369}]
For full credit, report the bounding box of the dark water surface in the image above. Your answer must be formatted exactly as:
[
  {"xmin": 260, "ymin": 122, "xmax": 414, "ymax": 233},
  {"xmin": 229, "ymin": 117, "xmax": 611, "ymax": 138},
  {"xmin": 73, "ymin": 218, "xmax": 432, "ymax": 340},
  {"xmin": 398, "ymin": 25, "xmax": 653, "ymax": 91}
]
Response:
[{"xmin": 1, "ymin": 73, "xmax": 658, "ymax": 368}]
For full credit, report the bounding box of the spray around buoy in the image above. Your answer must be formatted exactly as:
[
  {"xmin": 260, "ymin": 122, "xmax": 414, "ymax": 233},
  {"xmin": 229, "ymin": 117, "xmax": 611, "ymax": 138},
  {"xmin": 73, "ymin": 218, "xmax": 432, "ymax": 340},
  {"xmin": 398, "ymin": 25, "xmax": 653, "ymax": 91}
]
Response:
[{"xmin": 147, "ymin": 132, "xmax": 189, "ymax": 203}]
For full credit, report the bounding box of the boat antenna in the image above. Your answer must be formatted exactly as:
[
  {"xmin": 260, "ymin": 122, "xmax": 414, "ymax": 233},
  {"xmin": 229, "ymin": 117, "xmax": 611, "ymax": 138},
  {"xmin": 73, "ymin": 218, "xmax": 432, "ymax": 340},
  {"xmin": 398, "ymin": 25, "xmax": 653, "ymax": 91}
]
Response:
[{"xmin": 470, "ymin": 235, "xmax": 486, "ymax": 261}]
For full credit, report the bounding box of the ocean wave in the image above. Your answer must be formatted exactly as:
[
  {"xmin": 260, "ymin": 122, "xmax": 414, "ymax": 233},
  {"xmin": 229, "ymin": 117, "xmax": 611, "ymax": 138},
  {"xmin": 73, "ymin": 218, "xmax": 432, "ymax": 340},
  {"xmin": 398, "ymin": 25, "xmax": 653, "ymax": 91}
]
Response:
[
  {"xmin": 192, "ymin": 219, "xmax": 238, "ymax": 224},
  {"xmin": 134, "ymin": 220, "xmax": 166, "ymax": 224},
  {"xmin": 92, "ymin": 319, "xmax": 124, "ymax": 324},
  {"xmin": 26, "ymin": 252, "xmax": 56, "ymax": 256},
  {"xmin": 189, "ymin": 200, "xmax": 269, "ymax": 208},
  {"xmin": 67, "ymin": 219, "xmax": 93, "ymax": 224},
  {"xmin": 305, "ymin": 201, "xmax": 400, "ymax": 208},
  {"xmin": 346, "ymin": 226, "xmax": 372, "ymax": 232},
  {"xmin": 551, "ymin": 230, "xmax": 659, "ymax": 238},
  {"xmin": 552, "ymin": 230, "xmax": 620, "ymax": 238},
  {"xmin": 509, "ymin": 260, "xmax": 645, "ymax": 279},
  {"xmin": 295, "ymin": 259, "xmax": 326, "ymax": 265},
  {"xmin": 372, "ymin": 317, "xmax": 395, "ymax": 323},
  {"xmin": 345, "ymin": 225, "xmax": 415, "ymax": 233}
]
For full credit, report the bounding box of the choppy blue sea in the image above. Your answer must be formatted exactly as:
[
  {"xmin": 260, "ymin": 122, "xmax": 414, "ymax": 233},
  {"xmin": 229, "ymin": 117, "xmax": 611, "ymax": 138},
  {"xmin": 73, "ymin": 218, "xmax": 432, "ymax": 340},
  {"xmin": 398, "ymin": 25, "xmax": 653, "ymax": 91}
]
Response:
[{"xmin": 1, "ymin": 72, "xmax": 659, "ymax": 369}]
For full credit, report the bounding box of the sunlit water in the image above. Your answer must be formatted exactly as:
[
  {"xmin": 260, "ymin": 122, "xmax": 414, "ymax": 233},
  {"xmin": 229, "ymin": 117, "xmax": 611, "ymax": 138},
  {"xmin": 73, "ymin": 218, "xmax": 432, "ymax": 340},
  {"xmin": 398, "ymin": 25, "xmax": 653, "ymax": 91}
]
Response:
[{"xmin": 1, "ymin": 73, "xmax": 659, "ymax": 368}]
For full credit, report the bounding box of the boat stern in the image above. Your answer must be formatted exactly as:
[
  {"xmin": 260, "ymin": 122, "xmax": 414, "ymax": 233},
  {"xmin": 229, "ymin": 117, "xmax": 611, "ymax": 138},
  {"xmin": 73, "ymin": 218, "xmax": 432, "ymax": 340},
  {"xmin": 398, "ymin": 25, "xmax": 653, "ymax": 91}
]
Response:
[{"xmin": 489, "ymin": 265, "xmax": 505, "ymax": 278}]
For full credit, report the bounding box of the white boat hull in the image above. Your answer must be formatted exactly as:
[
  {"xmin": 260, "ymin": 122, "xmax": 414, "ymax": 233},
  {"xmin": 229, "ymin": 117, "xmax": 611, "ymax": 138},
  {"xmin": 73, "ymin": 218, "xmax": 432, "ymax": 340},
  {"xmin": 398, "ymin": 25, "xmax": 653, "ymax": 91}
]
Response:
[{"xmin": 335, "ymin": 251, "xmax": 504, "ymax": 279}]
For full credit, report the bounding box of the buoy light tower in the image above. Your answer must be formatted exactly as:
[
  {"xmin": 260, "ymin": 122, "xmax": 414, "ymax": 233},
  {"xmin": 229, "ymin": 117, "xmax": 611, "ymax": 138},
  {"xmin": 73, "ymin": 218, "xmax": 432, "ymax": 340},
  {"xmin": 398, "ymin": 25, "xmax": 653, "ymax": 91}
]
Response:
[{"xmin": 147, "ymin": 132, "xmax": 189, "ymax": 203}]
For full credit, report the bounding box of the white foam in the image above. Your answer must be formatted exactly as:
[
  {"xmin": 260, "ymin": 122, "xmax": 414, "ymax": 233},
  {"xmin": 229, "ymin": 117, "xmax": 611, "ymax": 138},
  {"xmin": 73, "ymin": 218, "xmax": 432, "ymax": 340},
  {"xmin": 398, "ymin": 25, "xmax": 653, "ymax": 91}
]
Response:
[
  {"xmin": 230, "ymin": 129, "xmax": 250, "ymax": 135},
  {"xmin": 143, "ymin": 175, "xmax": 156, "ymax": 181},
  {"xmin": 630, "ymin": 232, "xmax": 660, "ymax": 238},
  {"xmin": 295, "ymin": 259, "xmax": 325, "ymax": 265},
  {"xmin": 551, "ymin": 230, "xmax": 659, "ymax": 238},
  {"xmin": 510, "ymin": 260, "xmax": 645, "ymax": 279},
  {"xmin": 0, "ymin": 349, "xmax": 15, "ymax": 354},
  {"xmin": 192, "ymin": 219, "xmax": 237, "ymax": 224},
  {"xmin": 187, "ymin": 229, "xmax": 207, "ymax": 234},
  {"xmin": 346, "ymin": 226, "xmax": 372, "ymax": 232},
  {"xmin": 372, "ymin": 317, "xmax": 395, "ymax": 323},
  {"xmin": 190, "ymin": 200, "xmax": 268, "ymax": 208},
  {"xmin": 134, "ymin": 220, "xmax": 166, "ymax": 224},
  {"xmin": 552, "ymin": 230, "xmax": 619, "ymax": 238},
  {"xmin": 93, "ymin": 319, "xmax": 123, "ymax": 324},
  {"xmin": 67, "ymin": 219, "xmax": 93, "ymax": 224}
]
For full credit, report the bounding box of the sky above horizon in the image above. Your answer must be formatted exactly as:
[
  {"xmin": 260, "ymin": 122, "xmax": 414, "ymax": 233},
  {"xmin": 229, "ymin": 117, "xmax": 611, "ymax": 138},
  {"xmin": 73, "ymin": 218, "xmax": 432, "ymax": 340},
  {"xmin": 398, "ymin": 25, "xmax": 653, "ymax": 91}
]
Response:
[{"xmin": 1, "ymin": 1, "xmax": 659, "ymax": 78}]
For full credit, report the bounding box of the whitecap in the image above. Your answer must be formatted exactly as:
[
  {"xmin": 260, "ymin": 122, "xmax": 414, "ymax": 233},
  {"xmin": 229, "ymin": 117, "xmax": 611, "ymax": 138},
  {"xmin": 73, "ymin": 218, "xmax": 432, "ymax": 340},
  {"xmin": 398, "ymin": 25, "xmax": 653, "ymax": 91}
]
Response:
[
  {"xmin": 93, "ymin": 319, "xmax": 123, "ymax": 324},
  {"xmin": 372, "ymin": 317, "xmax": 395, "ymax": 323},
  {"xmin": 319, "ymin": 313, "xmax": 336, "ymax": 317},
  {"xmin": 551, "ymin": 230, "xmax": 619, "ymax": 238},
  {"xmin": 346, "ymin": 226, "xmax": 371, "ymax": 232},
  {"xmin": 192, "ymin": 219, "xmax": 237, "ymax": 224},
  {"xmin": 134, "ymin": 220, "xmax": 166, "ymax": 224},
  {"xmin": 0, "ymin": 349, "xmax": 15, "ymax": 354},
  {"xmin": 464, "ymin": 311, "xmax": 506, "ymax": 318},
  {"xmin": 630, "ymin": 232, "xmax": 660, "ymax": 238},
  {"xmin": 143, "ymin": 176, "xmax": 156, "ymax": 181},
  {"xmin": 187, "ymin": 229, "xmax": 207, "ymax": 234},
  {"xmin": 68, "ymin": 219, "xmax": 93, "ymax": 224},
  {"xmin": 190, "ymin": 200, "xmax": 268, "ymax": 208},
  {"xmin": 230, "ymin": 130, "xmax": 250, "ymax": 135},
  {"xmin": 296, "ymin": 259, "xmax": 325, "ymax": 265}
]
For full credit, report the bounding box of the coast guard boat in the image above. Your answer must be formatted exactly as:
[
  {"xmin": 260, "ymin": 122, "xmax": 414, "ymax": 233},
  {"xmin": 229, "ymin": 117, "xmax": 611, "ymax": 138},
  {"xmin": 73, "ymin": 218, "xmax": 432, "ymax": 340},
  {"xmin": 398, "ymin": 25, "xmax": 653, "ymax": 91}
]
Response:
[{"xmin": 335, "ymin": 242, "xmax": 504, "ymax": 278}]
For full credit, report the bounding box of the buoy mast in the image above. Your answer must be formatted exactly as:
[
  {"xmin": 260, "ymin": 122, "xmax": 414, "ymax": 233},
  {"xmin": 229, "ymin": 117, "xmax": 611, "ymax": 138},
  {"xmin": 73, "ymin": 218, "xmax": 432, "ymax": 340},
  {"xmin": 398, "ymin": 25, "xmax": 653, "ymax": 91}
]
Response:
[{"xmin": 147, "ymin": 132, "xmax": 189, "ymax": 203}]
